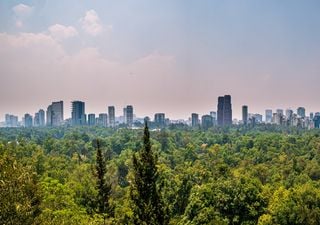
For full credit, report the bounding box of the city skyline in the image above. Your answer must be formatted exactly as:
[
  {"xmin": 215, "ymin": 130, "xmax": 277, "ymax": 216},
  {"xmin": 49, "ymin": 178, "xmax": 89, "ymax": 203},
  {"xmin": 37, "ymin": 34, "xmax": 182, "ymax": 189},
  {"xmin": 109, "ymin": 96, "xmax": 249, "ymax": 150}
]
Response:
[
  {"xmin": 1, "ymin": 1, "xmax": 320, "ymax": 120},
  {"xmin": 1, "ymin": 97, "xmax": 318, "ymax": 124}
]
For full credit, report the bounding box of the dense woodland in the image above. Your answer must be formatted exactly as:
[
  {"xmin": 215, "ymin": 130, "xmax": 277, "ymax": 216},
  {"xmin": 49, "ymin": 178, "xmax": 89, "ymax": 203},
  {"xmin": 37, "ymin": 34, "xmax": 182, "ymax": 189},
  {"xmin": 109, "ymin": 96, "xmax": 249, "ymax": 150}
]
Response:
[{"xmin": 1, "ymin": 124, "xmax": 320, "ymax": 225}]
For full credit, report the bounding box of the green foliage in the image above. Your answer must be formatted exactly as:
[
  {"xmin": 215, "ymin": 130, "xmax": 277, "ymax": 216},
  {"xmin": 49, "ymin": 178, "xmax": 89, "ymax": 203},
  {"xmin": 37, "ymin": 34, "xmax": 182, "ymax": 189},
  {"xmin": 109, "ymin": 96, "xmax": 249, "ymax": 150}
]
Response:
[{"xmin": 1, "ymin": 125, "xmax": 320, "ymax": 224}]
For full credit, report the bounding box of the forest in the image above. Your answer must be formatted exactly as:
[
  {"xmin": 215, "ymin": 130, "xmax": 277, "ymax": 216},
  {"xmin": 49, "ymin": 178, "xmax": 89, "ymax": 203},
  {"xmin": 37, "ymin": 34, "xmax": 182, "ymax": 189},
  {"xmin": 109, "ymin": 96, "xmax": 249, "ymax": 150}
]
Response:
[{"xmin": 1, "ymin": 124, "xmax": 320, "ymax": 225}]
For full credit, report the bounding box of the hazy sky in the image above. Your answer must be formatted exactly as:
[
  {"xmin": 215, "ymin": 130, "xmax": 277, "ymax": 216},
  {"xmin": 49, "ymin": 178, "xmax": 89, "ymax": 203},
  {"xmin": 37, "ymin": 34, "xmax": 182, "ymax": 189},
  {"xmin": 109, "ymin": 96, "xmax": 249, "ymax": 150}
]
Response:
[{"xmin": 1, "ymin": 0, "xmax": 320, "ymax": 121}]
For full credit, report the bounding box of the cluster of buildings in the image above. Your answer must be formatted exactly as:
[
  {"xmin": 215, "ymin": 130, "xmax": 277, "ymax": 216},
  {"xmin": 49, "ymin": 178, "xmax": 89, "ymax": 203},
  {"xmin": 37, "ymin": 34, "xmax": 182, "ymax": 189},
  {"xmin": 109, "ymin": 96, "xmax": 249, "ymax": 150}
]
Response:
[{"xmin": 2, "ymin": 95, "xmax": 320, "ymax": 129}]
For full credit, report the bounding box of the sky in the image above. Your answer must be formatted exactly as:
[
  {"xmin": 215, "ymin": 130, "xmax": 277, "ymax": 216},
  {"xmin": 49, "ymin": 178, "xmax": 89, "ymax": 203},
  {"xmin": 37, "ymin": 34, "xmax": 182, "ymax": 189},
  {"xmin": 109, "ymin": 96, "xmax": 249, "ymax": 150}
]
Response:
[{"xmin": 0, "ymin": 0, "xmax": 320, "ymax": 121}]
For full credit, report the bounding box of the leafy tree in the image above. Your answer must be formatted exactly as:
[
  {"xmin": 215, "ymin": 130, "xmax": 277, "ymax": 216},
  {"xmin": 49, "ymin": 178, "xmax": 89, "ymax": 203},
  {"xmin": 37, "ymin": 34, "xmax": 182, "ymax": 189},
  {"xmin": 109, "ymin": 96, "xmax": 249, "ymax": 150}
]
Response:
[{"xmin": 130, "ymin": 123, "xmax": 168, "ymax": 225}]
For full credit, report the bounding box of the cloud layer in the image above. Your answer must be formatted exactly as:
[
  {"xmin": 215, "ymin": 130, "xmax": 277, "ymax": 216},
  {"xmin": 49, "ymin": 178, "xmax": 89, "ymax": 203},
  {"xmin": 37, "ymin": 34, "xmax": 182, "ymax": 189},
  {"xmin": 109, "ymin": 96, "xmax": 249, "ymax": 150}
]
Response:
[{"xmin": 80, "ymin": 10, "xmax": 104, "ymax": 36}]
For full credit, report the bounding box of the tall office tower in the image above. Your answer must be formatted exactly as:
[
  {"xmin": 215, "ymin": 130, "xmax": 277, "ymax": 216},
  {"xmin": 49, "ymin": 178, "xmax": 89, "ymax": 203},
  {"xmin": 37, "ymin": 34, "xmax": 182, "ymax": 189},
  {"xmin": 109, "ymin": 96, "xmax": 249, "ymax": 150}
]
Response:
[
  {"xmin": 217, "ymin": 96, "xmax": 224, "ymax": 126},
  {"xmin": 52, "ymin": 101, "xmax": 64, "ymax": 126},
  {"xmin": 122, "ymin": 107, "xmax": 127, "ymax": 124},
  {"xmin": 297, "ymin": 107, "xmax": 306, "ymax": 118},
  {"xmin": 46, "ymin": 105, "xmax": 52, "ymax": 126},
  {"xmin": 286, "ymin": 109, "xmax": 293, "ymax": 120},
  {"xmin": 35, "ymin": 109, "xmax": 45, "ymax": 127},
  {"xmin": 98, "ymin": 113, "xmax": 108, "ymax": 127},
  {"xmin": 310, "ymin": 113, "xmax": 314, "ymax": 120},
  {"xmin": 72, "ymin": 101, "xmax": 86, "ymax": 126},
  {"xmin": 24, "ymin": 113, "xmax": 33, "ymax": 127},
  {"xmin": 38, "ymin": 109, "xmax": 45, "ymax": 126},
  {"xmin": 191, "ymin": 113, "xmax": 199, "ymax": 127},
  {"xmin": 276, "ymin": 109, "xmax": 284, "ymax": 116},
  {"xmin": 5, "ymin": 114, "xmax": 10, "ymax": 126},
  {"xmin": 210, "ymin": 111, "xmax": 217, "ymax": 125},
  {"xmin": 126, "ymin": 105, "xmax": 133, "ymax": 127},
  {"xmin": 314, "ymin": 115, "xmax": 320, "ymax": 128},
  {"xmin": 265, "ymin": 110, "xmax": 273, "ymax": 123},
  {"xmin": 5, "ymin": 114, "xmax": 18, "ymax": 127},
  {"xmin": 34, "ymin": 112, "xmax": 40, "ymax": 127},
  {"xmin": 88, "ymin": 114, "xmax": 96, "ymax": 126},
  {"xmin": 223, "ymin": 95, "xmax": 232, "ymax": 126},
  {"xmin": 242, "ymin": 105, "xmax": 248, "ymax": 125},
  {"xmin": 108, "ymin": 106, "xmax": 115, "ymax": 127},
  {"xmin": 217, "ymin": 95, "xmax": 232, "ymax": 126},
  {"xmin": 201, "ymin": 115, "xmax": 213, "ymax": 130},
  {"xmin": 46, "ymin": 101, "xmax": 64, "ymax": 126},
  {"xmin": 154, "ymin": 113, "xmax": 166, "ymax": 127}
]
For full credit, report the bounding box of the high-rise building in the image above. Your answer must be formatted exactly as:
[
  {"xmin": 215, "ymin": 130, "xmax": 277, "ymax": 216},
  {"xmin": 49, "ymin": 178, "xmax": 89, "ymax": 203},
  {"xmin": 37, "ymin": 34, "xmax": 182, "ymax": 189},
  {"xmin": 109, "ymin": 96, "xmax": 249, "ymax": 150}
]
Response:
[
  {"xmin": 286, "ymin": 109, "xmax": 293, "ymax": 120},
  {"xmin": 98, "ymin": 113, "xmax": 108, "ymax": 127},
  {"xmin": 297, "ymin": 107, "xmax": 306, "ymax": 118},
  {"xmin": 154, "ymin": 113, "xmax": 166, "ymax": 127},
  {"xmin": 46, "ymin": 101, "xmax": 64, "ymax": 126},
  {"xmin": 310, "ymin": 113, "xmax": 314, "ymax": 120},
  {"xmin": 201, "ymin": 115, "xmax": 213, "ymax": 130},
  {"xmin": 210, "ymin": 111, "xmax": 217, "ymax": 125},
  {"xmin": 191, "ymin": 113, "xmax": 199, "ymax": 127},
  {"xmin": 38, "ymin": 109, "xmax": 45, "ymax": 126},
  {"xmin": 108, "ymin": 106, "xmax": 115, "ymax": 127},
  {"xmin": 314, "ymin": 114, "xmax": 320, "ymax": 128},
  {"xmin": 242, "ymin": 105, "xmax": 248, "ymax": 125},
  {"xmin": 72, "ymin": 101, "xmax": 86, "ymax": 126},
  {"xmin": 88, "ymin": 114, "xmax": 96, "ymax": 126},
  {"xmin": 34, "ymin": 109, "xmax": 45, "ymax": 127},
  {"xmin": 52, "ymin": 101, "xmax": 64, "ymax": 126},
  {"xmin": 24, "ymin": 113, "xmax": 33, "ymax": 128},
  {"xmin": 217, "ymin": 95, "xmax": 232, "ymax": 126},
  {"xmin": 276, "ymin": 109, "xmax": 284, "ymax": 116},
  {"xmin": 46, "ymin": 105, "xmax": 52, "ymax": 126},
  {"xmin": 5, "ymin": 114, "xmax": 18, "ymax": 127},
  {"xmin": 265, "ymin": 110, "xmax": 272, "ymax": 123},
  {"xmin": 126, "ymin": 105, "xmax": 133, "ymax": 127}
]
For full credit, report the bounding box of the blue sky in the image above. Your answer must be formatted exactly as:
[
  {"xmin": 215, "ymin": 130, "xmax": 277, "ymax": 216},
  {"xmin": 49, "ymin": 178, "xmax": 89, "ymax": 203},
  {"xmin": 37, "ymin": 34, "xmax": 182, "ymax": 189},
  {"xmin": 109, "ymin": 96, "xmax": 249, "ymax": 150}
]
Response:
[{"xmin": 0, "ymin": 0, "xmax": 320, "ymax": 120}]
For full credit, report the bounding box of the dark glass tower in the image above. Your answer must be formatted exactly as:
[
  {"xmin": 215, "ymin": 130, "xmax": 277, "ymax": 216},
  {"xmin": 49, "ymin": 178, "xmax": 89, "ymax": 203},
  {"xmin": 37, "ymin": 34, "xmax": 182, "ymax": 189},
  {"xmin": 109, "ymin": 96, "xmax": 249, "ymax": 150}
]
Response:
[
  {"xmin": 242, "ymin": 105, "xmax": 248, "ymax": 125},
  {"xmin": 72, "ymin": 101, "xmax": 86, "ymax": 126},
  {"xmin": 217, "ymin": 95, "xmax": 232, "ymax": 126}
]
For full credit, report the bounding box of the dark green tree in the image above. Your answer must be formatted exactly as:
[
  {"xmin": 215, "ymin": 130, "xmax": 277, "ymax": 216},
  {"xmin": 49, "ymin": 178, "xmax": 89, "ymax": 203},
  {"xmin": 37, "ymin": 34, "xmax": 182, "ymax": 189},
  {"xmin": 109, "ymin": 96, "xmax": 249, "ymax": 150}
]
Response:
[
  {"xmin": 130, "ymin": 123, "xmax": 168, "ymax": 225},
  {"xmin": 94, "ymin": 139, "xmax": 112, "ymax": 222}
]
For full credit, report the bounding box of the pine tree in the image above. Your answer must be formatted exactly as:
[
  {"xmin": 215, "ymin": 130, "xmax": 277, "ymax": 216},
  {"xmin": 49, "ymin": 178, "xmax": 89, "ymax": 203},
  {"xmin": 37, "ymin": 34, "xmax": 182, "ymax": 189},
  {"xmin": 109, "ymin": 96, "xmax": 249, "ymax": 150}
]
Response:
[
  {"xmin": 95, "ymin": 139, "xmax": 112, "ymax": 222},
  {"xmin": 130, "ymin": 122, "xmax": 168, "ymax": 225}
]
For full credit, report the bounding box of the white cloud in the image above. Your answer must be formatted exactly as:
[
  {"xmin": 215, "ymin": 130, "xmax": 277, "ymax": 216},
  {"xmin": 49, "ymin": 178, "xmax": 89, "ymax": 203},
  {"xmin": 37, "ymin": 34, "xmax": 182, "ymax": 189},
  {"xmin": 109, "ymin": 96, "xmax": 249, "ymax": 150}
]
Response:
[
  {"xmin": 48, "ymin": 24, "xmax": 78, "ymax": 40},
  {"xmin": 12, "ymin": 4, "xmax": 33, "ymax": 17},
  {"xmin": 80, "ymin": 10, "xmax": 104, "ymax": 36},
  {"xmin": 12, "ymin": 4, "xmax": 33, "ymax": 28}
]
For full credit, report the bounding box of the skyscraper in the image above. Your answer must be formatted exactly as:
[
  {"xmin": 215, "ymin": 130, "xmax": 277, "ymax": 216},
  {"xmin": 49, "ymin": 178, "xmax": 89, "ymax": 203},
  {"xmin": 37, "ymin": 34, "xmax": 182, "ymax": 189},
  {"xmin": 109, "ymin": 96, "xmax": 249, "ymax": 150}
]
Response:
[
  {"xmin": 217, "ymin": 95, "xmax": 232, "ymax": 126},
  {"xmin": 108, "ymin": 106, "xmax": 115, "ymax": 127},
  {"xmin": 46, "ymin": 101, "xmax": 64, "ymax": 126},
  {"xmin": 210, "ymin": 111, "xmax": 217, "ymax": 125},
  {"xmin": 242, "ymin": 105, "xmax": 248, "ymax": 125},
  {"xmin": 38, "ymin": 109, "xmax": 45, "ymax": 126},
  {"xmin": 126, "ymin": 105, "xmax": 133, "ymax": 127},
  {"xmin": 154, "ymin": 113, "xmax": 165, "ymax": 128},
  {"xmin": 201, "ymin": 115, "xmax": 213, "ymax": 130},
  {"xmin": 265, "ymin": 109, "xmax": 272, "ymax": 123},
  {"xmin": 191, "ymin": 113, "xmax": 199, "ymax": 127},
  {"xmin": 52, "ymin": 101, "xmax": 64, "ymax": 126},
  {"xmin": 297, "ymin": 107, "xmax": 306, "ymax": 118},
  {"xmin": 98, "ymin": 113, "xmax": 108, "ymax": 127},
  {"xmin": 5, "ymin": 114, "xmax": 18, "ymax": 127},
  {"xmin": 24, "ymin": 113, "xmax": 33, "ymax": 128},
  {"xmin": 35, "ymin": 109, "xmax": 45, "ymax": 127},
  {"xmin": 217, "ymin": 97, "xmax": 224, "ymax": 126},
  {"xmin": 88, "ymin": 114, "xmax": 96, "ymax": 126},
  {"xmin": 72, "ymin": 101, "xmax": 86, "ymax": 126}
]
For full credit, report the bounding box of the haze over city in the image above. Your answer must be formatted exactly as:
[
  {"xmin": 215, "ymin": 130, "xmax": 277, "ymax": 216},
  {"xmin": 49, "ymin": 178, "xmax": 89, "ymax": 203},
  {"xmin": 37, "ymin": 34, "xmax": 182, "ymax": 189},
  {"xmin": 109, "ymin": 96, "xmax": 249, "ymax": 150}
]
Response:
[{"xmin": 1, "ymin": 0, "xmax": 320, "ymax": 121}]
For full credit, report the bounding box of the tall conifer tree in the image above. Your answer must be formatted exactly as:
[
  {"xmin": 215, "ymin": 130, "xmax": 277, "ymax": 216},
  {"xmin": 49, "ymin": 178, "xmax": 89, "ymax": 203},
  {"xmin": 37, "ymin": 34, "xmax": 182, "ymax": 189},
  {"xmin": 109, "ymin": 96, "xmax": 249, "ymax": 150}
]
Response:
[
  {"xmin": 95, "ymin": 139, "xmax": 112, "ymax": 222},
  {"xmin": 130, "ymin": 122, "xmax": 167, "ymax": 225}
]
